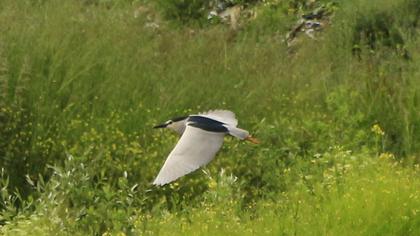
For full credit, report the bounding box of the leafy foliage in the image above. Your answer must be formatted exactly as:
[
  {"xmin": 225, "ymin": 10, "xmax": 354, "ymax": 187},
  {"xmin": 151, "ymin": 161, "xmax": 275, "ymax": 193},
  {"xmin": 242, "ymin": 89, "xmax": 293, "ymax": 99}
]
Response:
[{"xmin": 0, "ymin": 0, "xmax": 419, "ymax": 235}]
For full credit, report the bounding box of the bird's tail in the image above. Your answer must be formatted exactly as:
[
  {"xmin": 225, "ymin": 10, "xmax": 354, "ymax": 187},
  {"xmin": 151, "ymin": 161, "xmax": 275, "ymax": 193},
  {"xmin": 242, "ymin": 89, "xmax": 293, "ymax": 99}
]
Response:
[{"xmin": 225, "ymin": 126, "xmax": 249, "ymax": 140}]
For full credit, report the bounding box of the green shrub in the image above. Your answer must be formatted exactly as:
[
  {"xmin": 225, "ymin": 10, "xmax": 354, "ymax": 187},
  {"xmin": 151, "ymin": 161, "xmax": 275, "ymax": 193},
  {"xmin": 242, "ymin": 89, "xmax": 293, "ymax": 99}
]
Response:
[{"xmin": 155, "ymin": 0, "xmax": 211, "ymax": 25}]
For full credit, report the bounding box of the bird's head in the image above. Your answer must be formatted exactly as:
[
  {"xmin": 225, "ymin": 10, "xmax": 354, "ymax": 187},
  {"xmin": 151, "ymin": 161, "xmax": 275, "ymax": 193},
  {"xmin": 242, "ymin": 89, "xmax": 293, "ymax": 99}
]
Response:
[{"xmin": 154, "ymin": 116, "xmax": 188, "ymax": 134}]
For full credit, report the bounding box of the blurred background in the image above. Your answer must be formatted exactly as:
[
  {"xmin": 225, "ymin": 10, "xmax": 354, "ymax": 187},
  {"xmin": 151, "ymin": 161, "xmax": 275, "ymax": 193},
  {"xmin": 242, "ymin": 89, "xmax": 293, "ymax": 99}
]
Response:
[{"xmin": 0, "ymin": 0, "xmax": 419, "ymax": 235}]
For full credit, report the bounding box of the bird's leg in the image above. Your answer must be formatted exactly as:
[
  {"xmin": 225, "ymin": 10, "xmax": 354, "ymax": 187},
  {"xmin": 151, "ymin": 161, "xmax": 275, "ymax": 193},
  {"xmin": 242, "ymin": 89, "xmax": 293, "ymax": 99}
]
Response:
[{"xmin": 245, "ymin": 135, "xmax": 260, "ymax": 144}]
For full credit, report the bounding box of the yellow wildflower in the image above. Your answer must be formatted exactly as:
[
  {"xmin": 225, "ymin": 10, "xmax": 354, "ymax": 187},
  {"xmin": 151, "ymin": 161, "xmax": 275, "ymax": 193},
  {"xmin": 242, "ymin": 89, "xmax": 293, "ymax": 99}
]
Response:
[
  {"xmin": 371, "ymin": 124, "xmax": 385, "ymax": 136},
  {"xmin": 208, "ymin": 179, "xmax": 217, "ymax": 189},
  {"xmin": 379, "ymin": 152, "xmax": 395, "ymax": 161}
]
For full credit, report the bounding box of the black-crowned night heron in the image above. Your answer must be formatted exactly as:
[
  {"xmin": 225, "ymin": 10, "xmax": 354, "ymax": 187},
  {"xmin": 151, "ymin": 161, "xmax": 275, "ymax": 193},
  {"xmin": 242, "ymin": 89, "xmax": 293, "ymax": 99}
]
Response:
[{"xmin": 152, "ymin": 110, "xmax": 259, "ymax": 186}]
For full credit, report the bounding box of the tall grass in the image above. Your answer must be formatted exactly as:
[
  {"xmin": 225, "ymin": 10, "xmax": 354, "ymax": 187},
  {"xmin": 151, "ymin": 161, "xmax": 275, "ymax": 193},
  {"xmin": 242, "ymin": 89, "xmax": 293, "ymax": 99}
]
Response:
[{"xmin": 0, "ymin": 0, "xmax": 419, "ymax": 235}]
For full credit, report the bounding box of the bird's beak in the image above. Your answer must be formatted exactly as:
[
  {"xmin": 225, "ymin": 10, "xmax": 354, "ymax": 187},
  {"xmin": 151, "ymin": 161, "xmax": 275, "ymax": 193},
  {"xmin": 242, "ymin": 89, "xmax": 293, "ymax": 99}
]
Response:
[
  {"xmin": 153, "ymin": 124, "xmax": 167, "ymax": 129},
  {"xmin": 245, "ymin": 135, "xmax": 260, "ymax": 144}
]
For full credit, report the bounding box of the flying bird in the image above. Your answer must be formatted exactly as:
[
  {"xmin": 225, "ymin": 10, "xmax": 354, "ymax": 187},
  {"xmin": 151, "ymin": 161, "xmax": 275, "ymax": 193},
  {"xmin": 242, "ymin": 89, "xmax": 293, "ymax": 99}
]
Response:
[{"xmin": 152, "ymin": 110, "xmax": 259, "ymax": 186}]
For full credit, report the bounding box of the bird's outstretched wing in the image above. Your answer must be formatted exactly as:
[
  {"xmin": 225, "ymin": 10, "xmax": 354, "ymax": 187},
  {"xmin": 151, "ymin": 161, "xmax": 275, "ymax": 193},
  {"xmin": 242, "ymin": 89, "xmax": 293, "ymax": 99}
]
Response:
[
  {"xmin": 198, "ymin": 110, "xmax": 238, "ymax": 126},
  {"xmin": 153, "ymin": 126, "xmax": 225, "ymax": 186}
]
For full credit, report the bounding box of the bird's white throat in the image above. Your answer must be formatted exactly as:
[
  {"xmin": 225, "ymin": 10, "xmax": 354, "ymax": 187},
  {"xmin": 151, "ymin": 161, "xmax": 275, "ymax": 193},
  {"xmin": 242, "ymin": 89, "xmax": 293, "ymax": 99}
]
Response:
[{"xmin": 167, "ymin": 119, "xmax": 187, "ymax": 135}]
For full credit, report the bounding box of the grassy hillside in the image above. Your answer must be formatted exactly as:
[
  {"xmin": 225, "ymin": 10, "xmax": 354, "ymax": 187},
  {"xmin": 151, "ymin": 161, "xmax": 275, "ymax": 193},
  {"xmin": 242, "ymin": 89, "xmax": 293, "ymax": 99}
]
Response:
[{"xmin": 0, "ymin": 0, "xmax": 419, "ymax": 235}]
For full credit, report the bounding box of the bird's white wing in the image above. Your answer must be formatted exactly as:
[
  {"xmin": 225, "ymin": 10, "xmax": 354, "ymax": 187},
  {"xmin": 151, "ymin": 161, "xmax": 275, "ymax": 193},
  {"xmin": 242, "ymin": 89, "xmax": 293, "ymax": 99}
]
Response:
[
  {"xmin": 153, "ymin": 126, "xmax": 225, "ymax": 186},
  {"xmin": 198, "ymin": 110, "xmax": 238, "ymax": 126}
]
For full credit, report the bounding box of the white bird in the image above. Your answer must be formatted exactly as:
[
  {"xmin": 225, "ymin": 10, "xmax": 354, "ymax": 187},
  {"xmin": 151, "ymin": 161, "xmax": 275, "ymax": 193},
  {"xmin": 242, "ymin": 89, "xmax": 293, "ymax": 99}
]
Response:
[{"xmin": 152, "ymin": 110, "xmax": 259, "ymax": 186}]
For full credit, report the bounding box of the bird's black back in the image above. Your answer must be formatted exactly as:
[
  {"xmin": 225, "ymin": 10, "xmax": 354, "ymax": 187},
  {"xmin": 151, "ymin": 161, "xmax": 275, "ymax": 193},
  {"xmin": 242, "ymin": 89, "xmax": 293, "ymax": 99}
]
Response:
[{"xmin": 187, "ymin": 115, "xmax": 228, "ymax": 133}]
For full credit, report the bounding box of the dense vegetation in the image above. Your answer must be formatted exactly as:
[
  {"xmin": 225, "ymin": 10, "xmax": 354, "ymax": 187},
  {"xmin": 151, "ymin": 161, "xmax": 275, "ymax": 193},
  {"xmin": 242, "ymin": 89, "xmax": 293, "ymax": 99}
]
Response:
[{"xmin": 0, "ymin": 0, "xmax": 419, "ymax": 235}]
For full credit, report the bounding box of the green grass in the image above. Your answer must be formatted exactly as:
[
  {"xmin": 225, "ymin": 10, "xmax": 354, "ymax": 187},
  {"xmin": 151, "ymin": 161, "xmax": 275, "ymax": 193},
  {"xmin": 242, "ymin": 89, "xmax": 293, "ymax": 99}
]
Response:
[
  {"xmin": 2, "ymin": 150, "xmax": 419, "ymax": 235},
  {"xmin": 0, "ymin": 0, "xmax": 419, "ymax": 235}
]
